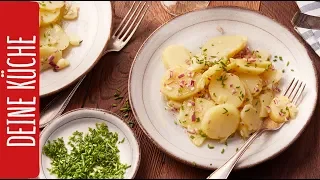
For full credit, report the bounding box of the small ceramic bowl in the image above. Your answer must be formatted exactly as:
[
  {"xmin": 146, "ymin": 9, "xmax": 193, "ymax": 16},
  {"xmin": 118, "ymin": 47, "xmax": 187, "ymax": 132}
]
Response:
[{"xmin": 39, "ymin": 108, "xmax": 140, "ymax": 179}]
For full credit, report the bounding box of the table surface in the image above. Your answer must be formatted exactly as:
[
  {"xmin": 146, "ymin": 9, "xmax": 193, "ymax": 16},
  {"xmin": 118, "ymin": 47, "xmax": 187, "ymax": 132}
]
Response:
[{"xmin": 41, "ymin": 1, "xmax": 320, "ymax": 178}]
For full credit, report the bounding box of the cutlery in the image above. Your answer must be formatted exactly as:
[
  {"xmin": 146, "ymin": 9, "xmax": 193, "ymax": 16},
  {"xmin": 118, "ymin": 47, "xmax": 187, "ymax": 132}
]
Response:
[
  {"xmin": 40, "ymin": 1, "xmax": 150, "ymax": 128},
  {"xmin": 207, "ymin": 78, "xmax": 306, "ymax": 179},
  {"xmin": 291, "ymin": 11, "xmax": 320, "ymax": 29}
]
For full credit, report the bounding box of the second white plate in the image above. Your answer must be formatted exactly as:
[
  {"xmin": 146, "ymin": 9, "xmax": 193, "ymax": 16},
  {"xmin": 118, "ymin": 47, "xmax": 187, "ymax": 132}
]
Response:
[
  {"xmin": 40, "ymin": 1, "xmax": 112, "ymax": 97},
  {"xmin": 129, "ymin": 7, "xmax": 318, "ymax": 170}
]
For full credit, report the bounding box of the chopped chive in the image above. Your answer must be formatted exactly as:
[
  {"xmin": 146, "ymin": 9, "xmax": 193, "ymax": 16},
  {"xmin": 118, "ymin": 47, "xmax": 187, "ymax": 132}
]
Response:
[
  {"xmin": 221, "ymin": 149, "xmax": 225, "ymax": 154},
  {"xmin": 208, "ymin": 144, "xmax": 215, "ymax": 149},
  {"xmin": 112, "ymin": 104, "xmax": 117, "ymax": 107},
  {"xmin": 128, "ymin": 121, "xmax": 135, "ymax": 128},
  {"xmin": 286, "ymin": 61, "xmax": 290, "ymax": 66}
]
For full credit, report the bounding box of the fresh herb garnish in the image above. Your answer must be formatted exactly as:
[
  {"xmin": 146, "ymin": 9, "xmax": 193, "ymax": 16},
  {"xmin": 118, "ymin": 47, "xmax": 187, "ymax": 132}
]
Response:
[
  {"xmin": 42, "ymin": 123, "xmax": 131, "ymax": 179},
  {"xmin": 223, "ymin": 108, "xmax": 228, "ymax": 114},
  {"xmin": 208, "ymin": 144, "xmax": 215, "ymax": 149},
  {"xmin": 128, "ymin": 121, "xmax": 135, "ymax": 128},
  {"xmin": 221, "ymin": 148, "xmax": 225, "ymax": 154}
]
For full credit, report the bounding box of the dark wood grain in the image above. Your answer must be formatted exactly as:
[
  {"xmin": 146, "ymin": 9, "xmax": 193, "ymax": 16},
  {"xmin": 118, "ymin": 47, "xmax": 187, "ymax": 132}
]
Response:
[{"xmin": 40, "ymin": 1, "xmax": 320, "ymax": 179}]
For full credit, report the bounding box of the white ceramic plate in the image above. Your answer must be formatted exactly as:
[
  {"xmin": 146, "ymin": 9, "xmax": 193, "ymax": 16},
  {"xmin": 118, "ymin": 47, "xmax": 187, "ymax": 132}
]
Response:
[
  {"xmin": 39, "ymin": 109, "xmax": 140, "ymax": 179},
  {"xmin": 129, "ymin": 7, "xmax": 318, "ymax": 170},
  {"xmin": 40, "ymin": 1, "xmax": 112, "ymax": 97}
]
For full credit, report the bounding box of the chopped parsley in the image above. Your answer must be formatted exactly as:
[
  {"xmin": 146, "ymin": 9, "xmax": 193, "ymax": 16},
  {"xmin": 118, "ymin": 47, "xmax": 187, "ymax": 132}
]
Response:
[
  {"xmin": 196, "ymin": 117, "xmax": 200, "ymax": 122},
  {"xmin": 245, "ymin": 108, "xmax": 250, "ymax": 112},
  {"xmin": 286, "ymin": 61, "xmax": 290, "ymax": 66},
  {"xmin": 279, "ymin": 56, "xmax": 283, "ymax": 61}
]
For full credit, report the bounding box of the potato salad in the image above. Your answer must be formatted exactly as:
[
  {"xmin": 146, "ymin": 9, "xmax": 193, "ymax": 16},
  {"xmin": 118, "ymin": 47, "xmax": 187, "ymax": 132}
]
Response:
[
  {"xmin": 160, "ymin": 35, "xmax": 298, "ymax": 146},
  {"xmin": 39, "ymin": 1, "xmax": 81, "ymax": 72}
]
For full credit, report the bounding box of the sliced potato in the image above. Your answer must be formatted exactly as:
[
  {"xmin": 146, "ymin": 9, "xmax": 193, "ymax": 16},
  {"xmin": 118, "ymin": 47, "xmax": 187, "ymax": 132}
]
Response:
[
  {"xmin": 63, "ymin": 4, "xmax": 79, "ymax": 20},
  {"xmin": 287, "ymin": 103, "xmax": 298, "ymax": 119},
  {"xmin": 197, "ymin": 61, "xmax": 236, "ymax": 89},
  {"xmin": 201, "ymin": 104, "xmax": 240, "ymax": 140},
  {"xmin": 252, "ymin": 98, "xmax": 261, "ymax": 115},
  {"xmin": 56, "ymin": 58, "xmax": 70, "ymax": 70},
  {"xmin": 160, "ymin": 67, "xmax": 202, "ymax": 101},
  {"xmin": 194, "ymin": 98, "xmax": 215, "ymax": 122},
  {"xmin": 166, "ymin": 100, "xmax": 182, "ymax": 111},
  {"xmin": 187, "ymin": 53, "xmax": 206, "ymax": 72},
  {"xmin": 260, "ymin": 69, "xmax": 282, "ymax": 88},
  {"xmin": 254, "ymin": 49, "xmax": 271, "ymax": 62},
  {"xmin": 177, "ymin": 100, "xmax": 194, "ymax": 128},
  {"xmin": 188, "ymin": 133, "xmax": 206, "ymax": 146},
  {"xmin": 40, "ymin": 46, "xmax": 62, "ymax": 71},
  {"xmin": 241, "ymin": 80, "xmax": 253, "ymax": 106},
  {"xmin": 40, "ymin": 9, "xmax": 61, "ymax": 27},
  {"xmin": 38, "ymin": 1, "xmax": 65, "ymax": 11},
  {"xmin": 269, "ymin": 96, "xmax": 291, "ymax": 123},
  {"xmin": 40, "ymin": 24, "xmax": 70, "ymax": 51},
  {"xmin": 69, "ymin": 34, "xmax": 82, "ymax": 46},
  {"xmin": 237, "ymin": 73, "xmax": 263, "ymax": 97},
  {"xmin": 162, "ymin": 45, "xmax": 192, "ymax": 69},
  {"xmin": 231, "ymin": 58, "xmax": 266, "ymax": 75},
  {"xmin": 201, "ymin": 35, "xmax": 248, "ymax": 58},
  {"xmin": 208, "ymin": 73, "xmax": 246, "ymax": 108},
  {"xmin": 259, "ymin": 90, "xmax": 274, "ymax": 118},
  {"xmin": 240, "ymin": 104, "xmax": 262, "ymax": 132}
]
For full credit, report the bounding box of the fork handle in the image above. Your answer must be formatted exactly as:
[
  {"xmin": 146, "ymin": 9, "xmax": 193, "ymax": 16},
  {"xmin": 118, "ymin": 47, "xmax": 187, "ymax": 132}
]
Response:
[
  {"xmin": 207, "ymin": 129, "xmax": 264, "ymax": 179},
  {"xmin": 40, "ymin": 75, "xmax": 86, "ymax": 128}
]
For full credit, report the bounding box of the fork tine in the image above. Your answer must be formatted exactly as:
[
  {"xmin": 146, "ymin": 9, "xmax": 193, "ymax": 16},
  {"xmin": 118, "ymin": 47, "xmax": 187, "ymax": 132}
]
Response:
[
  {"xmin": 291, "ymin": 81, "xmax": 303, "ymax": 101},
  {"xmin": 113, "ymin": 2, "xmax": 136, "ymax": 37},
  {"xmin": 287, "ymin": 79, "xmax": 299, "ymax": 100},
  {"xmin": 115, "ymin": 2, "xmax": 143, "ymax": 39},
  {"xmin": 283, "ymin": 78, "xmax": 295, "ymax": 96},
  {"xmin": 121, "ymin": 3, "xmax": 149, "ymax": 42},
  {"xmin": 293, "ymin": 83, "xmax": 306, "ymax": 105}
]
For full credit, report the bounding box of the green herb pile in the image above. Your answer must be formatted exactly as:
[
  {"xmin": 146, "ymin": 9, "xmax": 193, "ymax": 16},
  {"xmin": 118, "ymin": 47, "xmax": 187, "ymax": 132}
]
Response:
[{"xmin": 42, "ymin": 123, "xmax": 131, "ymax": 179}]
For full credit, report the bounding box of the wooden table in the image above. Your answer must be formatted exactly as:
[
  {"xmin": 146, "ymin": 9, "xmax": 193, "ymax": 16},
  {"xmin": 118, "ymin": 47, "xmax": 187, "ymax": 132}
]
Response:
[{"xmin": 41, "ymin": 1, "xmax": 320, "ymax": 178}]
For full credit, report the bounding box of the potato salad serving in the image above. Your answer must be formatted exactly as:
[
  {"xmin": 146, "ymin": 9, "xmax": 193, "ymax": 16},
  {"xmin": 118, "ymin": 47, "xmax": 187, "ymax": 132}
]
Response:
[
  {"xmin": 160, "ymin": 35, "xmax": 298, "ymax": 146},
  {"xmin": 38, "ymin": 1, "xmax": 82, "ymax": 72}
]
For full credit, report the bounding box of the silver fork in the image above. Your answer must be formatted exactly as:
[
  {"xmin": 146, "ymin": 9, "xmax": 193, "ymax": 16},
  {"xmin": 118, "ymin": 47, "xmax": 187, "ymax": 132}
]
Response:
[
  {"xmin": 207, "ymin": 78, "xmax": 307, "ymax": 179},
  {"xmin": 40, "ymin": 2, "xmax": 150, "ymax": 128},
  {"xmin": 291, "ymin": 11, "xmax": 320, "ymax": 30}
]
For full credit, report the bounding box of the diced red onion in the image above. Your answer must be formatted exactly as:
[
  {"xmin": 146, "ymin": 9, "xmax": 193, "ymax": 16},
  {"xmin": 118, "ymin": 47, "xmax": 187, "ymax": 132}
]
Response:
[
  {"xmin": 266, "ymin": 106, "xmax": 271, "ymax": 113},
  {"xmin": 180, "ymin": 80, "xmax": 185, "ymax": 87},
  {"xmin": 190, "ymin": 101, "xmax": 195, "ymax": 106},
  {"xmin": 169, "ymin": 71, "xmax": 173, "ymax": 78},
  {"xmin": 230, "ymin": 84, "xmax": 233, "ymax": 88},
  {"xmin": 178, "ymin": 74, "xmax": 185, "ymax": 78},
  {"xmin": 190, "ymin": 80, "xmax": 195, "ymax": 87},
  {"xmin": 191, "ymin": 113, "xmax": 196, "ymax": 122},
  {"xmin": 48, "ymin": 55, "xmax": 59, "ymax": 71}
]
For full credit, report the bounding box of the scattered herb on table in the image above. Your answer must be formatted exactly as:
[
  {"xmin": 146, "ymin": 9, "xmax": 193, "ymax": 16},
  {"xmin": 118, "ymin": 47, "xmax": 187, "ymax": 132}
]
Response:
[
  {"xmin": 42, "ymin": 123, "xmax": 131, "ymax": 179},
  {"xmin": 128, "ymin": 121, "xmax": 135, "ymax": 128}
]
